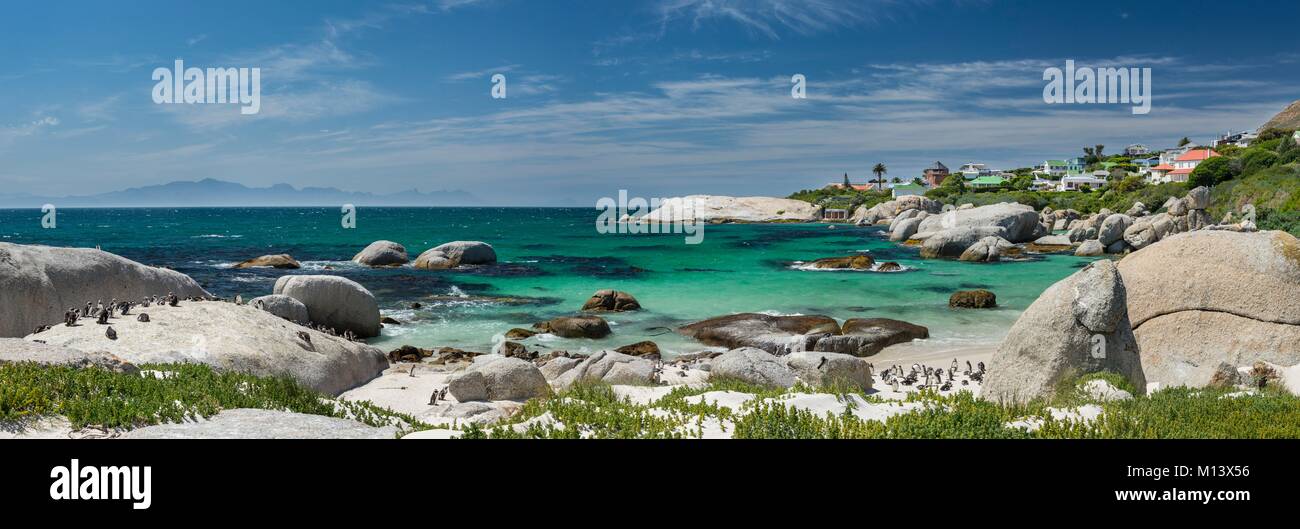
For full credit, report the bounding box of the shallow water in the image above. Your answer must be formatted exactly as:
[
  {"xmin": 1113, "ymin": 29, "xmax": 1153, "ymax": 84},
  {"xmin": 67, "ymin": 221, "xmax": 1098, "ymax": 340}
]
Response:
[{"xmin": 1, "ymin": 207, "xmax": 1095, "ymax": 356}]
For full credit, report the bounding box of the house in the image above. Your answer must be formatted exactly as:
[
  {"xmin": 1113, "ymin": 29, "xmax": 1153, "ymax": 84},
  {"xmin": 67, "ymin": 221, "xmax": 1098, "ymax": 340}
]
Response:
[
  {"xmin": 968, "ymin": 175, "xmax": 1007, "ymax": 189},
  {"xmin": 1160, "ymin": 143, "xmax": 1199, "ymax": 166},
  {"xmin": 957, "ymin": 162, "xmax": 1005, "ymax": 179},
  {"xmin": 1037, "ymin": 158, "xmax": 1085, "ymax": 177},
  {"xmin": 1147, "ymin": 163, "xmax": 1176, "ymax": 183},
  {"xmin": 1213, "ymin": 130, "xmax": 1258, "ymax": 148},
  {"xmin": 922, "ymin": 161, "xmax": 950, "ymax": 187},
  {"xmin": 891, "ymin": 183, "xmax": 928, "ymax": 198},
  {"xmin": 1030, "ymin": 177, "xmax": 1056, "ymax": 191},
  {"xmin": 1125, "ymin": 144, "xmax": 1151, "ymax": 156},
  {"xmin": 822, "ymin": 208, "xmax": 849, "ymax": 221},
  {"xmin": 1058, "ymin": 174, "xmax": 1107, "ymax": 191},
  {"xmin": 1167, "ymin": 148, "xmax": 1220, "ymax": 183}
]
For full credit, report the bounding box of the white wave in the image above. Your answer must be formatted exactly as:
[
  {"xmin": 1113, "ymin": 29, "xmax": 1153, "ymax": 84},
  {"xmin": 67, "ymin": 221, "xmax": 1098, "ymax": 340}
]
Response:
[{"xmin": 448, "ymin": 285, "xmax": 469, "ymax": 298}]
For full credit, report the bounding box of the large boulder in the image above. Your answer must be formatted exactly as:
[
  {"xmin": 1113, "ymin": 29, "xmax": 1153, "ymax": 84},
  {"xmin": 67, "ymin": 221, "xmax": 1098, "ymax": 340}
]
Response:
[
  {"xmin": 919, "ymin": 226, "xmax": 1008, "ymax": 259},
  {"xmin": 550, "ymin": 351, "xmax": 657, "ymax": 390},
  {"xmin": 273, "ymin": 275, "xmax": 381, "ymax": 338},
  {"xmin": 1118, "ymin": 230, "xmax": 1300, "ymax": 387},
  {"xmin": 916, "ymin": 203, "xmax": 1042, "ymax": 243},
  {"xmin": 678, "ymin": 313, "xmax": 840, "ymax": 354},
  {"xmin": 709, "ymin": 348, "xmax": 796, "ymax": 388},
  {"xmin": 352, "ymin": 240, "xmax": 408, "ymax": 267},
  {"xmin": 0, "ymin": 338, "xmax": 137, "ymax": 373},
  {"xmin": 636, "ymin": 195, "xmax": 821, "ymax": 223},
  {"xmin": 413, "ymin": 241, "xmax": 497, "ymax": 269},
  {"xmin": 249, "ymin": 294, "xmax": 310, "ymax": 324},
  {"xmin": 1184, "ymin": 186, "xmax": 1210, "ymax": 210},
  {"xmin": 0, "ymin": 243, "xmax": 209, "ymax": 338},
  {"xmin": 1075, "ymin": 240, "xmax": 1105, "ymax": 256},
  {"xmin": 533, "ymin": 315, "xmax": 612, "ymax": 339},
  {"xmin": 581, "ymin": 289, "xmax": 641, "ymax": 312},
  {"xmin": 1097, "ymin": 214, "xmax": 1134, "ymax": 246},
  {"xmin": 889, "ymin": 216, "xmax": 926, "ymax": 242},
  {"xmin": 233, "ymin": 254, "xmax": 300, "ymax": 269},
  {"xmin": 447, "ymin": 356, "xmax": 550, "ymax": 402},
  {"xmin": 982, "ymin": 260, "xmax": 1144, "ymax": 403},
  {"xmin": 814, "ymin": 318, "xmax": 929, "ymax": 357},
  {"xmin": 26, "ymin": 302, "xmax": 387, "ymax": 395},
  {"xmin": 949, "ymin": 289, "xmax": 997, "ymax": 309},
  {"xmin": 959, "ymin": 236, "xmax": 1014, "ymax": 262},
  {"xmin": 782, "ymin": 351, "xmax": 873, "ymax": 391}
]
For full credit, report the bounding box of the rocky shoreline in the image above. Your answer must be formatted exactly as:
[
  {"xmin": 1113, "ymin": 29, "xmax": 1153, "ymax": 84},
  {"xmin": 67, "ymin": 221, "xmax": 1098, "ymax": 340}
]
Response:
[{"xmin": 3, "ymin": 192, "xmax": 1298, "ymax": 438}]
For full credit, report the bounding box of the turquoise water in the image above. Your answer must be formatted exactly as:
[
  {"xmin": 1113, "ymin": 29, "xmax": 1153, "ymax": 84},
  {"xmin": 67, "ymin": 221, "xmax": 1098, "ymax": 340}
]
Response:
[{"xmin": 0, "ymin": 207, "xmax": 1094, "ymax": 356}]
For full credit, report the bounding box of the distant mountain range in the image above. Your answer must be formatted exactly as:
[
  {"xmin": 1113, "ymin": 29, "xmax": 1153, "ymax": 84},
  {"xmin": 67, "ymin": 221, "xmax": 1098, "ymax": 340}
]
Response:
[{"xmin": 0, "ymin": 178, "xmax": 482, "ymax": 208}]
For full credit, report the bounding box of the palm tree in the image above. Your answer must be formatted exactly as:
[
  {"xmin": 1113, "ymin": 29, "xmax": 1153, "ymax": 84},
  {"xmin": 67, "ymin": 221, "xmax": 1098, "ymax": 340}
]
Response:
[{"xmin": 872, "ymin": 163, "xmax": 888, "ymax": 191}]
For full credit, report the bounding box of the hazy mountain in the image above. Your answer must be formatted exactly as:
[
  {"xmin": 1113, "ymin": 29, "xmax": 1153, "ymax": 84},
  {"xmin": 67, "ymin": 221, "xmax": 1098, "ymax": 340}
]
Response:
[{"xmin": 0, "ymin": 178, "xmax": 482, "ymax": 208}]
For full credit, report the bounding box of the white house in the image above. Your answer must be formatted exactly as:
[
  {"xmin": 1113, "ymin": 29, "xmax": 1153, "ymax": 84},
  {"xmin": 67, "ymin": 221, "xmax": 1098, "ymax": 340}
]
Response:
[
  {"xmin": 1058, "ymin": 174, "xmax": 1107, "ymax": 191},
  {"xmin": 1124, "ymin": 144, "xmax": 1150, "ymax": 156}
]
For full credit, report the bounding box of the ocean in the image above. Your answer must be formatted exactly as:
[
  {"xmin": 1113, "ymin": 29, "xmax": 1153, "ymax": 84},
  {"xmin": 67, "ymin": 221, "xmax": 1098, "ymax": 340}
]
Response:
[{"xmin": 1, "ymin": 207, "xmax": 1093, "ymax": 357}]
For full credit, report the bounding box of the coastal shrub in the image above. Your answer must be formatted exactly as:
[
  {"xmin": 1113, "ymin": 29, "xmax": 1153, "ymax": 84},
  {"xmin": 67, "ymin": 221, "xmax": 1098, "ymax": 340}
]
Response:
[
  {"xmin": 1188, "ymin": 156, "xmax": 1236, "ymax": 188},
  {"xmin": 0, "ymin": 362, "xmax": 430, "ymax": 433},
  {"xmin": 1035, "ymin": 387, "xmax": 1300, "ymax": 439},
  {"xmin": 1241, "ymin": 148, "xmax": 1280, "ymax": 174}
]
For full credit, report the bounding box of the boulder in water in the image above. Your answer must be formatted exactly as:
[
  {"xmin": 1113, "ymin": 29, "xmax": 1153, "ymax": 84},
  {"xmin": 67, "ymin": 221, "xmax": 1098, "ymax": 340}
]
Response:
[
  {"xmin": 949, "ymin": 289, "xmax": 997, "ymax": 309},
  {"xmin": 352, "ymin": 240, "xmax": 409, "ymax": 267},
  {"xmin": 581, "ymin": 289, "xmax": 641, "ymax": 312},
  {"xmin": 413, "ymin": 241, "xmax": 497, "ymax": 269},
  {"xmin": 233, "ymin": 254, "xmax": 300, "ymax": 269},
  {"xmin": 533, "ymin": 315, "xmax": 612, "ymax": 339}
]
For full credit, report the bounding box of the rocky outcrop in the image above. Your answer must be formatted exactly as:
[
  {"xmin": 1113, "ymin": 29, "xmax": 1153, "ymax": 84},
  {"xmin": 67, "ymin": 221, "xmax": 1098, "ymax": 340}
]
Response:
[
  {"xmin": 233, "ymin": 254, "xmax": 300, "ymax": 269},
  {"xmin": 852, "ymin": 196, "xmax": 941, "ymax": 225},
  {"xmin": 781, "ymin": 351, "xmax": 873, "ymax": 391},
  {"xmin": 982, "ymin": 260, "xmax": 1144, "ymax": 403},
  {"xmin": 678, "ymin": 313, "xmax": 840, "ymax": 354},
  {"xmin": 915, "ymin": 203, "xmax": 1043, "ymax": 244},
  {"xmin": 959, "ymin": 236, "xmax": 1014, "ymax": 262},
  {"xmin": 678, "ymin": 313, "xmax": 925, "ymax": 357},
  {"xmin": 709, "ymin": 348, "xmax": 797, "ymax": 388},
  {"xmin": 352, "ymin": 240, "xmax": 408, "ymax": 267},
  {"xmin": 273, "ymin": 275, "xmax": 381, "ymax": 338},
  {"xmin": 817, "ymin": 318, "xmax": 929, "ymax": 356},
  {"xmin": 1118, "ymin": 230, "xmax": 1300, "ymax": 387},
  {"xmin": 949, "ymin": 289, "xmax": 996, "ymax": 309},
  {"xmin": 413, "ymin": 241, "xmax": 497, "ymax": 269},
  {"xmin": 0, "ymin": 338, "xmax": 138, "ymax": 373},
  {"xmin": 636, "ymin": 195, "xmax": 821, "ymax": 223},
  {"xmin": 919, "ymin": 226, "xmax": 1009, "ymax": 259},
  {"xmin": 581, "ymin": 289, "xmax": 641, "ymax": 312},
  {"xmin": 1075, "ymin": 240, "xmax": 1105, "ymax": 256},
  {"xmin": 806, "ymin": 255, "xmax": 875, "ymax": 269},
  {"xmin": 0, "ymin": 243, "xmax": 209, "ymax": 338},
  {"xmin": 549, "ymin": 351, "xmax": 657, "ymax": 389},
  {"xmin": 249, "ymin": 294, "xmax": 310, "ymax": 324},
  {"xmin": 447, "ymin": 356, "xmax": 550, "ymax": 402},
  {"xmin": 533, "ymin": 315, "xmax": 612, "ymax": 339},
  {"xmin": 1097, "ymin": 214, "xmax": 1133, "ymax": 246},
  {"xmin": 26, "ymin": 302, "xmax": 387, "ymax": 395}
]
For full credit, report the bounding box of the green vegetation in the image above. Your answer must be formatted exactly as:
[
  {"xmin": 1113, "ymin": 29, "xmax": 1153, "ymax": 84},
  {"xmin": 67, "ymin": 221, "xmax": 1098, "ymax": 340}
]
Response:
[
  {"xmin": 456, "ymin": 373, "xmax": 1300, "ymax": 440},
  {"xmin": 0, "ymin": 362, "xmax": 433, "ymax": 434},
  {"xmin": 787, "ymin": 187, "xmax": 892, "ymax": 213},
  {"xmin": 928, "ymin": 183, "xmax": 1187, "ymax": 218}
]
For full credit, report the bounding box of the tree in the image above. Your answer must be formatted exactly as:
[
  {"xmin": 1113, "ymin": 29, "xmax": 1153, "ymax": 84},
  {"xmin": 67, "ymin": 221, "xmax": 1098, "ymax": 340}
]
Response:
[
  {"xmin": 1188, "ymin": 155, "xmax": 1235, "ymax": 187},
  {"xmin": 842, "ymin": 173, "xmax": 851, "ymax": 189},
  {"xmin": 872, "ymin": 163, "xmax": 888, "ymax": 189},
  {"xmin": 1278, "ymin": 134, "xmax": 1296, "ymax": 154},
  {"xmin": 1178, "ymin": 137, "xmax": 1191, "ymax": 147}
]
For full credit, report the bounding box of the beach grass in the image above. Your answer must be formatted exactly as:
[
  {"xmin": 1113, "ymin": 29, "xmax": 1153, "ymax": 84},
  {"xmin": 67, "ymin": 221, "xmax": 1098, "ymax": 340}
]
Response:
[
  {"xmin": 461, "ymin": 375, "xmax": 1300, "ymax": 440},
  {"xmin": 0, "ymin": 361, "xmax": 433, "ymax": 433}
]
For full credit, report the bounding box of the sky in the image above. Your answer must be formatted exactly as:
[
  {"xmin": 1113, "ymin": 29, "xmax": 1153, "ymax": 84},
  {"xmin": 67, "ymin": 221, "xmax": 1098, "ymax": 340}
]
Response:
[{"xmin": 2, "ymin": 0, "xmax": 1299, "ymax": 206}]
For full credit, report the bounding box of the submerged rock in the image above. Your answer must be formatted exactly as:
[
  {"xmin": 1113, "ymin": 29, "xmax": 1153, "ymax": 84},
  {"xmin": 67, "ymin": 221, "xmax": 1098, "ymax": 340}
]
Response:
[
  {"xmin": 233, "ymin": 254, "xmax": 300, "ymax": 269},
  {"xmin": 807, "ymin": 255, "xmax": 875, "ymax": 269},
  {"xmin": 949, "ymin": 289, "xmax": 997, "ymax": 309},
  {"xmin": 581, "ymin": 289, "xmax": 641, "ymax": 312}
]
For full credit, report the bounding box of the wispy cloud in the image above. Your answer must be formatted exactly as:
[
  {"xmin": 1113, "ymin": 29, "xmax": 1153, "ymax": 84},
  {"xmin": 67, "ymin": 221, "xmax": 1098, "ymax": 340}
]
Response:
[{"xmin": 655, "ymin": 0, "xmax": 916, "ymax": 38}]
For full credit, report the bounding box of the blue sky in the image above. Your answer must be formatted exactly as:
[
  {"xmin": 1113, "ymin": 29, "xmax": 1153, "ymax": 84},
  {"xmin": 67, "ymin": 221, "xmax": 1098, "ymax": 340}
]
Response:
[{"xmin": 2, "ymin": 0, "xmax": 1299, "ymax": 205}]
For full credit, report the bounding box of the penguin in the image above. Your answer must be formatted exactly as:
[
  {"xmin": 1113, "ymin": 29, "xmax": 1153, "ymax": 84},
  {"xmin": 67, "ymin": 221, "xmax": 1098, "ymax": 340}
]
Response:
[
  {"xmin": 96, "ymin": 310, "xmax": 109, "ymax": 325},
  {"xmin": 817, "ymin": 356, "xmax": 828, "ymax": 369},
  {"xmin": 105, "ymin": 326, "xmax": 117, "ymax": 340},
  {"xmin": 137, "ymin": 313, "xmax": 150, "ymax": 322},
  {"xmin": 235, "ymin": 294, "xmax": 243, "ymax": 305},
  {"xmin": 297, "ymin": 331, "xmax": 312, "ymax": 344},
  {"xmin": 428, "ymin": 390, "xmax": 439, "ymax": 406}
]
